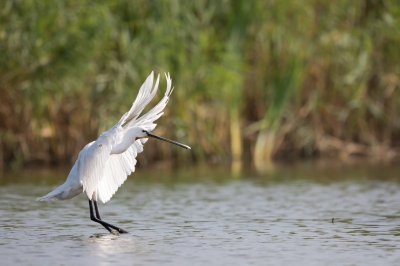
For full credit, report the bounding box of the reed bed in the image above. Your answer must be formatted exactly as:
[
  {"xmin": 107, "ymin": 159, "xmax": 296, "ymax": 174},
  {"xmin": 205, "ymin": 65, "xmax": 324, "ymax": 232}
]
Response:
[{"xmin": 1, "ymin": 0, "xmax": 399, "ymax": 172}]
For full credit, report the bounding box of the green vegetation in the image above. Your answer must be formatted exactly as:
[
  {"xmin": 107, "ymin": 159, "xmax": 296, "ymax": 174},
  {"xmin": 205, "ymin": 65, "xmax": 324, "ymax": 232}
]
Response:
[{"xmin": 1, "ymin": 0, "xmax": 400, "ymax": 171}]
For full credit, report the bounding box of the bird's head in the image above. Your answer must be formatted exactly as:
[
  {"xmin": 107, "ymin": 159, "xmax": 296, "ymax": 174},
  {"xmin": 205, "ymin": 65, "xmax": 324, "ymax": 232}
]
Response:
[
  {"xmin": 134, "ymin": 126, "xmax": 191, "ymax": 150},
  {"xmin": 133, "ymin": 126, "xmax": 151, "ymax": 139}
]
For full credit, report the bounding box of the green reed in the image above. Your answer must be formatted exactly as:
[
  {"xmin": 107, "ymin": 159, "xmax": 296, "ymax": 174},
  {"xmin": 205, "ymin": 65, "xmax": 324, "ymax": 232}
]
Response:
[{"xmin": 0, "ymin": 0, "xmax": 399, "ymax": 172}]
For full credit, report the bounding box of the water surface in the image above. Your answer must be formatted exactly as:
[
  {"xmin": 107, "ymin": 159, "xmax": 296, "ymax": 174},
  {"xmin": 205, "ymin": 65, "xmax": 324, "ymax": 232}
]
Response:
[{"xmin": 1, "ymin": 161, "xmax": 400, "ymax": 265}]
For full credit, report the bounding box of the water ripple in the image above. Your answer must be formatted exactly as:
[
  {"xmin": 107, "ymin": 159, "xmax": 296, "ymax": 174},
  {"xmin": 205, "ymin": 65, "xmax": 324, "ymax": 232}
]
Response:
[{"xmin": 1, "ymin": 173, "xmax": 400, "ymax": 265}]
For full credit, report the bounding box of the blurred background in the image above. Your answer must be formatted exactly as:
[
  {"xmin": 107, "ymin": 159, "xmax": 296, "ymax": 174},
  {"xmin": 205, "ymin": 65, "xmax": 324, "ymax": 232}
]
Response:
[
  {"xmin": 0, "ymin": 0, "xmax": 400, "ymax": 174},
  {"xmin": 2, "ymin": 2, "xmax": 400, "ymax": 264}
]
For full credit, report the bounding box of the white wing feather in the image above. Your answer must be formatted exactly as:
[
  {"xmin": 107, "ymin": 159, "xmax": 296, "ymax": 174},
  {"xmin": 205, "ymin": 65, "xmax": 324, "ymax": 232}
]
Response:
[
  {"xmin": 96, "ymin": 142, "xmax": 143, "ymax": 203},
  {"xmin": 78, "ymin": 133, "xmax": 113, "ymax": 199},
  {"xmin": 127, "ymin": 73, "xmax": 173, "ymax": 129},
  {"xmin": 79, "ymin": 72, "xmax": 172, "ymax": 202},
  {"xmin": 117, "ymin": 72, "xmax": 160, "ymax": 127}
]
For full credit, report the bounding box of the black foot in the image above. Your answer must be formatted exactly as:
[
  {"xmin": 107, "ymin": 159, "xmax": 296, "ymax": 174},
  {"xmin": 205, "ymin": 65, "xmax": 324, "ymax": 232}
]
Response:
[
  {"xmin": 117, "ymin": 228, "xmax": 128, "ymax": 234},
  {"xmin": 109, "ymin": 227, "xmax": 128, "ymax": 235},
  {"xmin": 89, "ymin": 199, "xmax": 129, "ymax": 234}
]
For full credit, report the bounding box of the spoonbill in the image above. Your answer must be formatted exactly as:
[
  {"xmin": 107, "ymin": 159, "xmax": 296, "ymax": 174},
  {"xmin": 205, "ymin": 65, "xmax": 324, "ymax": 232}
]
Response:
[{"xmin": 37, "ymin": 72, "xmax": 191, "ymax": 234}]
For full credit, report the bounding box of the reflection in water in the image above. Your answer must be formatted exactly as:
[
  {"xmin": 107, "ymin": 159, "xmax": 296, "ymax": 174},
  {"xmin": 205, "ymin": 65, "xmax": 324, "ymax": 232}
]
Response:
[
  {"xmin": 86, "ymin": 234, "xmax": 141, "ymax": 259},
  {"xmin": 1, "ymin": 162, "xmax": 400, "ymax": 265}
]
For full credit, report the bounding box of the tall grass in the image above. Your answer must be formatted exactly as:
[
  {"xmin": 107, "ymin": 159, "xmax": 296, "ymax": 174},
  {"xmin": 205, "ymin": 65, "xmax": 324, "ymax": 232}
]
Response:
[{"xmin": 1, "ymin": 0, "xmax": 399, "ymax": 172}]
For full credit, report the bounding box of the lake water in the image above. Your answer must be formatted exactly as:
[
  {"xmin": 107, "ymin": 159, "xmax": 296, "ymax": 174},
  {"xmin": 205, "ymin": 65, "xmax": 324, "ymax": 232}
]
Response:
[{"xmin": 1, "ymin": 160, "xmax": 400, "ymax": 265}]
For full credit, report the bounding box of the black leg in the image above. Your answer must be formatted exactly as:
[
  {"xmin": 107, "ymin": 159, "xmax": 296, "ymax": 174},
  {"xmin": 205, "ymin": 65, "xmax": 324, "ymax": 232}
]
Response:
[
  {"xmin": 93, "ymin": 200, "xmax": 103, "ymax": 220},
  {"xmin": 88, "ymin": 200, "xmax": 128, "ymax": 234},
  {"xmin": 89, "ymin": 200, "xmax": 112, "ymax": 233}
]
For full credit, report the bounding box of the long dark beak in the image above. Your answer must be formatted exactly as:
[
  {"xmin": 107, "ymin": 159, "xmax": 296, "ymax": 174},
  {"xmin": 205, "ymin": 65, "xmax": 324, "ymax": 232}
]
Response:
[{"xmin": 145, "ymin": 131, "xmax": 191, "ymax": 150}]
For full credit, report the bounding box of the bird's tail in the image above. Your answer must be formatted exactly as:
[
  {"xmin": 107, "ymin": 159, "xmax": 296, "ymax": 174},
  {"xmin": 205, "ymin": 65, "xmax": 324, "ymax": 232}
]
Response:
[
  {"xmin": 36, "ymin": 185, "xmax": 65, "ymax": 201},
  {"xmin": 36, "ymin": 183, "xmax": 83, "ymax": 201}
]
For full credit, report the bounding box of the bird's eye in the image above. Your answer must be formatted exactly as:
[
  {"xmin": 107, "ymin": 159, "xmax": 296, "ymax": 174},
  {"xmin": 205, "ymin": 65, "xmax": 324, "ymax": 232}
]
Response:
[{"xmin": 142, "ymin": 130, "xmax": 146, "ymax": 132}]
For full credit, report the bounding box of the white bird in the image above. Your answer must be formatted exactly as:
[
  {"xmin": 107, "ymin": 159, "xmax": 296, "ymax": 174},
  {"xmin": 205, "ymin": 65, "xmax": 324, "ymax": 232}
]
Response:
[{"xmin": 37, "ymin": 72, "xmax": 191, "ymax": 234}]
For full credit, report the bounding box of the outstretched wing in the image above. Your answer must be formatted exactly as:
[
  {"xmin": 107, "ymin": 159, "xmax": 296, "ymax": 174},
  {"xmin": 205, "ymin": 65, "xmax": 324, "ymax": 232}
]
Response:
[
  {"xmin": 116, "ymin": 72, "xmax": 159, "ymax": 127},
  {"xmin": 129, "ymin": 73, "xmax": 173, "ymax": 129},
  {"xmin": 96, "ymin": 139, "xmax": 146, "ymax": 203},
  {"xmin": 115, "ymin": 72, "xmax": 173, "ymax": 132},
  {"xmin": 78, "ymin": 133, "xmax": 113, "ymax": 200},
  {"xmin": 128, "ymin": 73, "xmax": 174, "ymax": 130}
]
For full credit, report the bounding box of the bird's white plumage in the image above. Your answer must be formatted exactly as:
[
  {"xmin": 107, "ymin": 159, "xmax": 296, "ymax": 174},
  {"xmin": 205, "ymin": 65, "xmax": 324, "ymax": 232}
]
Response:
[
  {"xmin": 96, "ymin": 141, "xmax": 143, "ymax": 203},
  {"xmin": 78, "ymin": 133, "xmax": 113, "ymax": 201},
  {"xmin": 121, "ymin": 73, "xmax": 173, "ymax": 130},
  {"xmin": 37, "ymin": 72, "xmax": 174, "ymax": 203}
]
